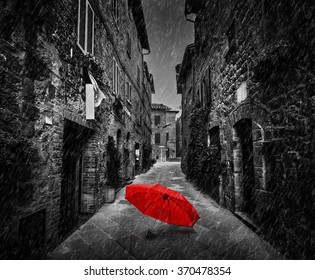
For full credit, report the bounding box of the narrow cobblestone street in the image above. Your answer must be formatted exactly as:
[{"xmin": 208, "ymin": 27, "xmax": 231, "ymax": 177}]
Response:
[{"xmin": 48, "ymin": 161, "xmax": 284, "ymax": 260}]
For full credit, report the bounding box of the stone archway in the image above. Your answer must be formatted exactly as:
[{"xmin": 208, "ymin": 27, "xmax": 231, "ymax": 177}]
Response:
[
  {"xmin": 228, "ymin": 102, "xmax": 270, "ymax": 216},
  {"xmin": 233, "ymin": 119, "xmax": 255, "ymax": 214}
]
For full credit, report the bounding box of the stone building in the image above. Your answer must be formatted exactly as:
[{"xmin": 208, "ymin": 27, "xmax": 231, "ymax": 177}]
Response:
[
  {"xmin": 151, "ymin": 103, "xmax": 178, "ymax": 162},
  {"xmin": 0, "ymin": 0, "xmax": 154, "ymax": 259},
  {"xmin": 177, "ymin": 0, "xmax": 315, "ymax": 258}
]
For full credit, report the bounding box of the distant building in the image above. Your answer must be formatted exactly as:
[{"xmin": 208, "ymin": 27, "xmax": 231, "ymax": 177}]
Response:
[
  {"xmin": 151, "ymin": 104, "xmax": 179, "ymax": 162},
  {"xmin": 0, "ymin": 0, "xmax": 154, "ymax": 258}
]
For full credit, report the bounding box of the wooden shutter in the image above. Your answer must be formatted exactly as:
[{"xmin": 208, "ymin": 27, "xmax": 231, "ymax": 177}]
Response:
[
  {"xmin": 127, "ymin": 34, "xmax": 131, "ymax": 56},
  {"xmin": 78, "ymin": 0, "xmax": 86, "ymax": 51},
  {"xmin": 117, "ymin": 64, "xmax": 120, "ymax": 96},
  {"xmin": 155, "ymin": 115, "xmax": 160, "ymax": 126},
  {"xmin": 205, "ymin": 67, "xmax": 211, "ymax": 106},
  {"xmin": 87, "ymin": 3, "xmax": 94, "ymax": 54},
  {"xmin": 137, "ymin": 65, "xmax": 140, "ymax": 85},
  {"xmin": 112, "ymin": 59, "xmax": 116, "ymax": 93}
]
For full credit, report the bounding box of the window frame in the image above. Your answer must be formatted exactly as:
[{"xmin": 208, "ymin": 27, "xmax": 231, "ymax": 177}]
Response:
[
  {"xmin": 111, "ymin": 0, "xmax": 119, "ymax": 25},
  {"xmin": 201, "ymin": 78, "xmax": 205, "ymax": 107},
  {"xmin": 154, "ymin": 115, "xmax": 160, "ymax": 126},
  {"xmin": 77, "ymin": 0, "xmax": 95, "ymax": 55},
  {"xmin": 127, "ymin": 33, "xmax": 132, "ymax": 57},
  {"xmin": 155, "ymin": 133, "xmax": 161, "ymax": 144},
  {"xmin": 113, "ymin": 57, "xmax": 120, "ymax": 96},
  {"xmin": 137, "ymin": 65, "xmax": 140, "ymax": 85},
  {"xmin": 126, "ymin": 80, "xmax": 132, "ymax": 103}
]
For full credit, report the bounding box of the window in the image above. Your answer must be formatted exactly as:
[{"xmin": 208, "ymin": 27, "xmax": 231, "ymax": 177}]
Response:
[
  {"xmin": 126, "ymin": 81, "xmax": 131, "ymax": 102},
  {"xmin": 113, "ymin": 58, "xmax": 120, "ymax": 95},
  {"xmin": 225, "ymin": 18, "xmax": 237, "ymax": 59},
  {"xmin": 166, "ymin": 132, "xmax": 169, "ymax": 142},
  {"xmin": 196, "ymin": 89, "xmax": 200, "ymax": 103},
  {"xmin": 137, "ymin": 65, "xmax": 140, "ymax": 85},
  {"xmin": 155, "ymin": 133, "xmax": 160, "ymax": 144},
  {"xmin": 209, "ymin": 126, "xmax": 221, "ymax": 150},
  {"xmin": 227, "ymin": 19, "xmax": 236, "ymax": 49},
  {"xmin": 204, "ymin": 66, "xmax": 211, "ymax": 106},
  {"xmin": 154, "ymin": 115, "xmax": 160, "ymax": 126},
  {"xmin": 127, "ymin": 33, "xmax": 132, "ymax": 57},
  {"xmin": 111, "ymin": 0, "xmax": 119, "ymax": 23},
  {"xmin": 77, "ymin": 0, "xmax": 94, "ymax": 54},
  {"xmin": 125, "ymin": 0, "xmax": 128, "ymax": 15},
  {"xmin": 201, "ymin": 79, "xmax": 205, "ymax": 107}
]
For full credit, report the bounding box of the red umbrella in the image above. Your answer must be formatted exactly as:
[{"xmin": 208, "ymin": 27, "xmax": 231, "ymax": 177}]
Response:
[{"xmin": 125, "ymin": 184, "xmax": 200, "ymax": 227}]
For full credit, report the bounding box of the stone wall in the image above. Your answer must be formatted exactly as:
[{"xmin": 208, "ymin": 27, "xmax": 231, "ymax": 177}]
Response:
[
  {"xmin": 176, "ymin": 116, "xmax": 182, "ymax": 157},
  {"xmin": 179, "ymin": 0, "xmax": 315, "ymax": 258},
  {"xmin": 181, "ymin": 66, "xmax": 194, "ymax": 172},
  {"xmin": 0, "ymin": 0, "xmax": 152, "ymax": 259}
]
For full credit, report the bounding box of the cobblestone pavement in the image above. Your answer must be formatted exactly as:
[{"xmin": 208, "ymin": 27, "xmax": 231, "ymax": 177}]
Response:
[{"xmin": 48, "ymin": 161, "xmax": 284, "ymax": 260}]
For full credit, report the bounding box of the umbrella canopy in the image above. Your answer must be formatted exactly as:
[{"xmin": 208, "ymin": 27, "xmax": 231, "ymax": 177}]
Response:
[{"xmin": 125, "ymin": 184, "xmax": 200, "ymax": 227}]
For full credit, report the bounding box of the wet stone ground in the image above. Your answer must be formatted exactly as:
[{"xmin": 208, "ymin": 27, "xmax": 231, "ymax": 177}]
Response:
[{"xmin": 48, "ymin": 161, "xmax": 284, "ymax": 260}]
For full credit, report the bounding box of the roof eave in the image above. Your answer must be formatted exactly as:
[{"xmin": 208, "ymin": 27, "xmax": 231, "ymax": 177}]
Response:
[
  {"xmin": 129, "ymin": 0, "xmax": 150, "ymax": 52},
  {"xmin": 177, "ymin": 43, "xmax": 196, "ymax": 84}
]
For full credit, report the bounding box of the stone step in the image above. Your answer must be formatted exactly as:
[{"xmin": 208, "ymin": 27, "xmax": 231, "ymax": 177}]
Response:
[{"xmin": 234, "ymin": 211, "xmax": 258, "ymax": 232}]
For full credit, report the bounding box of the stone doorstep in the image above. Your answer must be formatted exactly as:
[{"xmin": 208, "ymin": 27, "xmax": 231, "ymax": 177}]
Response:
[{"xmin": 234, "ymin": 211, "xmax": 258, "ymax": 232}]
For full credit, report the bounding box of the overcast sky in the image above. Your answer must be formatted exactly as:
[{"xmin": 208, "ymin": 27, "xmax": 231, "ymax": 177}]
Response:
[{"xmin": 142, "ymin": 0, "xmax": 194, "ymax": 111}]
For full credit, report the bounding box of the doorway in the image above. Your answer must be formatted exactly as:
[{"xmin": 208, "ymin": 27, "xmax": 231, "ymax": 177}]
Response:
[
  {"xmin": 233, "ymin": 119, "xmax": 255, "ymax": 215},
  {"xmin": 60, "ymin": 120, "xmax": 90, "ymax": 236}
]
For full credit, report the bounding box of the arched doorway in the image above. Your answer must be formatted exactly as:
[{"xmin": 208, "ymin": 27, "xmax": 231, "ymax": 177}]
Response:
[
  {"xmin": 227, "ymin": 102, "xmax": 270, "ymax": 217},
  {"xmin": 233, "ymin": 119, "xmax": 255, "ymax": 215}
]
